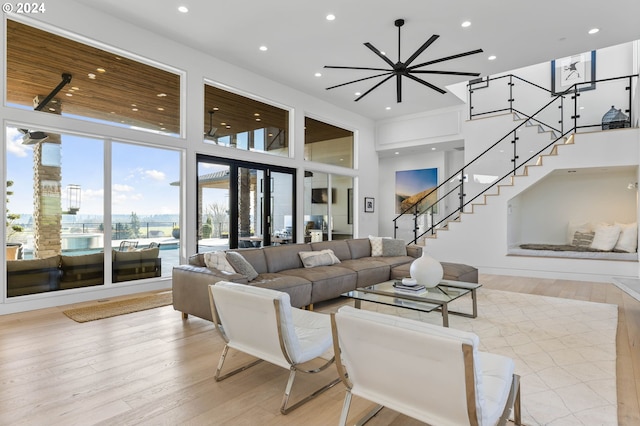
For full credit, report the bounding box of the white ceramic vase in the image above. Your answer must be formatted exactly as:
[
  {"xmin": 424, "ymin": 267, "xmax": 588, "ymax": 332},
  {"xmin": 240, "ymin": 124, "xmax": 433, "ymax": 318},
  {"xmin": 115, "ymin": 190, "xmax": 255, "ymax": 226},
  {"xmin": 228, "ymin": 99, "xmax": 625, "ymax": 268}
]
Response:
[{"xmin": 409, "ymin": 250, "xmax": 444, "ymax": 288}]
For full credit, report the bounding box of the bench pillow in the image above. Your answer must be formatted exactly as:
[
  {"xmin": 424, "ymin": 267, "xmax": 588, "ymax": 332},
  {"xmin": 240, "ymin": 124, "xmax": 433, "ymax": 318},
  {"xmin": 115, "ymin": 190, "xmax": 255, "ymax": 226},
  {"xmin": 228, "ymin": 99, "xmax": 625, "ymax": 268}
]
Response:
[
  {"xmin": 226, "ymin": 251, "xmax": 259, "ymax": 281},
  {"xmin": 299, "ymin": 249, "xmax": 340, "ymax": 268}
]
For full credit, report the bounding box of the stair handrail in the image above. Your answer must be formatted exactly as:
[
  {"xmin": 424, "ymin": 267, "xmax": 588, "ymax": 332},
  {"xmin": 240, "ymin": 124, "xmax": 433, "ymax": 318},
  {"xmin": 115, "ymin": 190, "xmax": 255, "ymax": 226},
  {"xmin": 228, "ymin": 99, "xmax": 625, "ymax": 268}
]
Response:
[{"xmin": 394, "ymin": 73, "xmax": 638, "ymax": 245}]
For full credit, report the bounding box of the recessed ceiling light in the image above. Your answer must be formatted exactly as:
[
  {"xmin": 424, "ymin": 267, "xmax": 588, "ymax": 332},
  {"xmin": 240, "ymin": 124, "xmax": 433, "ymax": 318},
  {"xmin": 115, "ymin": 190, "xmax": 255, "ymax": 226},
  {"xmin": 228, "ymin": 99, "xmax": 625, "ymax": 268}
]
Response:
[
  {"xmin": 65, "ymin": 93, "xmax": 73, "ymax": 97},
  {"xmin": 326, "ymin": 14, "xmax": 336, "ymax": 21},
  {"xmin": 157, "ymin": 93, "xmax": 167, "ymax": 97},
  {"xmin": 178, "ymin": 6, "xmax": 188, "ymax": 13},
  {"xmin": 96, "ymin": 68, "xmax": 106, "ymax": 73},
  {"xmin": 385, "ymin": 106, "xmax": 391, "ymax": 110},
  {"xmin": 461, "ymin": 21, "xmax": 471, "ymax": 28},
  {"xmin": 431, "ymin": 147, "xmax": 436, "ymax": 151},
  {"xmin": 254, "ymin": 113, "xmax": 260, "ymax": 116},
  {"xmin": 88, "ymin": 73, "xmax": 96, "ymax": 79},
  {"xmin": 394, "ymin": 151, "xmax": 399, "ymax": 155},
  {"xmin": 488, "ymin": 55, "xmax": 497, "ymax": 60},
  {"xmin": 132, "ymin": 108, "xmax": 138, "ymax": 111},
  {"xmin": 259, "ymin": 45, "xmax": 268, "ymax": 51},
  {"xmin": 314, "ymin": 72, "xmax": 322, "ymax": 77},
  {"xmin": 588, "ymin": 28, "xmax": 600, "ymax": 35},
  {"xmin": 157, "ymin": 107, "xmax": 164, "ymax": 111},
  {"xmin": 355, "ymin": 92, "xmax": 361, "ymax": 96}
]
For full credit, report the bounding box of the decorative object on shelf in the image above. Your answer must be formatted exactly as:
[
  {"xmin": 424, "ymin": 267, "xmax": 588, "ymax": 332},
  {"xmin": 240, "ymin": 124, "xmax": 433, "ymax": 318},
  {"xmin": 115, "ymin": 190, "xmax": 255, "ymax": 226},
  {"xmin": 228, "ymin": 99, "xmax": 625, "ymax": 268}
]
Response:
[
  {"xmin": 602, "ymin": 105, "xmax": 630, "ymax": 130},
  {"xmin": 324, "ymin": 18, "xmax": 482, "ymax": 103},
  {"xmin": 551, "ymin": 50, "xmax": 596, "ymax": 95},
  {"xmin": 409, "ymin": 249, "xmax": 443, "ymax": 288},
  {"xmin": 364, "ymin": 197, "xmax": 375, "ymax": 213}
]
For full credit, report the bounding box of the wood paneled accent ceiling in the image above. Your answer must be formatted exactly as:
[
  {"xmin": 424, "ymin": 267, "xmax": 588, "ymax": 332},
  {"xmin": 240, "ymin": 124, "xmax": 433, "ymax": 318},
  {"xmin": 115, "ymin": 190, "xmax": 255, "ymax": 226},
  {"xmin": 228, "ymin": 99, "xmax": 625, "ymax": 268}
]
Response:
[{"xmin": 6, "ymin": 19, "xmax": 181, "ymax": 135}]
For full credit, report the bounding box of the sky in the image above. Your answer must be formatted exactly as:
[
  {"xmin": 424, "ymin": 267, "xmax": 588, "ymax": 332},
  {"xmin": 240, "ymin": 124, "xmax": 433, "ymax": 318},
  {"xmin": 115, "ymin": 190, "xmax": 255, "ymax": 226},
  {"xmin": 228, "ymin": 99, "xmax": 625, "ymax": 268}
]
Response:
[
  {"xmin": 395, "ymin": 167, "xmax": 438, "ymax": 196},
  {"xmin": 6, "ymin": 127, "xmax": 180, "ymax": 217}
]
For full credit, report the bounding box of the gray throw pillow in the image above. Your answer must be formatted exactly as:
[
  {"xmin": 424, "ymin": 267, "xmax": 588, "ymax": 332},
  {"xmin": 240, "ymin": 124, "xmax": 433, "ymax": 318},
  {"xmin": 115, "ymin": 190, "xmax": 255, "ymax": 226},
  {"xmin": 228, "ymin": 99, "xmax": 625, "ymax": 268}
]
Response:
[
  {"xmin": 572, "ymin": 231, "xmax": 595, "ymax": 248},
  {"xmin": 226, "ymin": 251, "xmax": 259, "ymax": 281},
  {"xmin": 382, "ymin": 239, "xmax": 407, "ymax": 256}
]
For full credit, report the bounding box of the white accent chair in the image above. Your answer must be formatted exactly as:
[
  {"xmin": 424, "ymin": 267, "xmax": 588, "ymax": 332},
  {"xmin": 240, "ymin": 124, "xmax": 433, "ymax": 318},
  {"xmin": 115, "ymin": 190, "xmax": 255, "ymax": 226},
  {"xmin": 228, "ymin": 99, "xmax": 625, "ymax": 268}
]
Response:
[
  {"xmin": 331, "ymin": 306, "xmax": 521, "ymax": 426},
  {"xmin": 208, "ymin": 281, "xmax": 340, "ymax": 414}
]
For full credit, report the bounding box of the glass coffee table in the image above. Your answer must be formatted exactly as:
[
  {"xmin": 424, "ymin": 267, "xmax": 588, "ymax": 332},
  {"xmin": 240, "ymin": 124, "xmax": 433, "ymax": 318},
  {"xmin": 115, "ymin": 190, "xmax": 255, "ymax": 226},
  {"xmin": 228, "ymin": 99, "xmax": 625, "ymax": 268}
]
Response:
[{"xmin": 341, "ymin": 280, "xmax": 482, "ymax": 327}]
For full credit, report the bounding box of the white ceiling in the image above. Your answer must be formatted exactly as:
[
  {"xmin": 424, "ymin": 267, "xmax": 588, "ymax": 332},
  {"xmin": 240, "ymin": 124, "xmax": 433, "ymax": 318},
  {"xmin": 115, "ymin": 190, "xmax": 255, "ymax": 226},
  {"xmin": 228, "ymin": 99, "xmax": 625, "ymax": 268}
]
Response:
[{"xmin": 83, "ymin": 0, "xmax": 640, "ymax": 121}]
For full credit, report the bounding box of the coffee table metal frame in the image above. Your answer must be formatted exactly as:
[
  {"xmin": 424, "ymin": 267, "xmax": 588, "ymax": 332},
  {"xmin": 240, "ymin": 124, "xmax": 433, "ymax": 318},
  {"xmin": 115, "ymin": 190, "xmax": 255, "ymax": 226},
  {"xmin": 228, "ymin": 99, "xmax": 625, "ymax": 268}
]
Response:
[{"xmin": 341, "ymin": 280, "xmax": 482, "ymax": 327}]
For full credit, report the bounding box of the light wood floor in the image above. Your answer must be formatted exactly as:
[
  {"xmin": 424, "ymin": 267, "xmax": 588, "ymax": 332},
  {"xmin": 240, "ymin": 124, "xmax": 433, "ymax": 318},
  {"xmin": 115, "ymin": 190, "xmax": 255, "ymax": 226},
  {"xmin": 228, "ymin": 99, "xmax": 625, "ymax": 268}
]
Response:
[{"xmin": 0, "ymin": 274, "xmax": 638, "ymax": 425}]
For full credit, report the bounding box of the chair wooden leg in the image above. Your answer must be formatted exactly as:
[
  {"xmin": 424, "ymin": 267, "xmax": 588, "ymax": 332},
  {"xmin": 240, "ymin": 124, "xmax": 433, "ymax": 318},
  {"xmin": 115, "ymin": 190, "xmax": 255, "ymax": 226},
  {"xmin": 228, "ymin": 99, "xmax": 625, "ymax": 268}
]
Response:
[{"xmin": 181, "ymin": 312, "xmax": 188, "ymax": 319}]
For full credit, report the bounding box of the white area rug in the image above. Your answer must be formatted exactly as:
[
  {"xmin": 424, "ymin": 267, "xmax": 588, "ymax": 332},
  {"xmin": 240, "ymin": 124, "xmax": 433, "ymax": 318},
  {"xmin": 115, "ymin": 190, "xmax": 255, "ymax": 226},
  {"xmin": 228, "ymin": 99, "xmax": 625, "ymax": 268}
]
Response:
[{"xmin": 353, "ymin": 288, "xmax": 618, "ymax": 426}]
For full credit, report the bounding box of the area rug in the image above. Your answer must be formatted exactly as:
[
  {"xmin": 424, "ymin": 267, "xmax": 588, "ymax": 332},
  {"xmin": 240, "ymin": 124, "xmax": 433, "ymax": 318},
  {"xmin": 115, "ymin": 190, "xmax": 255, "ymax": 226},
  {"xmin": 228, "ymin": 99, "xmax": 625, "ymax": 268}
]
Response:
[
  {"xmin": 62, "ymin": 292, "xmax": 172, "ymax": 323},
  {"xmin": 334, "ymin": 288, "xmax": 619, "ymax": 426}
]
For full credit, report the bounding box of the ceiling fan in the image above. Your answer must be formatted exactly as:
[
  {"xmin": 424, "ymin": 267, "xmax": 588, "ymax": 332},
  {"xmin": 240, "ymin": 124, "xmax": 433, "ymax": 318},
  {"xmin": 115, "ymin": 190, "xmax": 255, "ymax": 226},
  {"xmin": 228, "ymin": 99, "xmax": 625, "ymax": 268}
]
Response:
[{"xmin": 324, "ymin": 19, "xmax": 483, "ymax": 103}]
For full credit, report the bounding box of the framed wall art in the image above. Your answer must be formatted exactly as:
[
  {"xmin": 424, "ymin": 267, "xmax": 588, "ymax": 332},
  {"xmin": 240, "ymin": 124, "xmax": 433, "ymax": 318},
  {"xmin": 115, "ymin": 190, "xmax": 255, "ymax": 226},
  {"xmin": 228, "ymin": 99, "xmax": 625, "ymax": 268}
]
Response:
[{"xmin": 551, "ymin": 50, "xmax": 596, "ymax": 95}]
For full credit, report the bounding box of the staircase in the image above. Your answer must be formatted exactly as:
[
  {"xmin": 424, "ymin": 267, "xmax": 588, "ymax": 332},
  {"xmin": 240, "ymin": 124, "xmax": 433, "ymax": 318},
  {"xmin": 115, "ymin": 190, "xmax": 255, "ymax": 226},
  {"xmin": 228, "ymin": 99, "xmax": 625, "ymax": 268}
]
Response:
[{"xmin": 393, "ymin": 73, "xmax": 640, "ymax": 282}]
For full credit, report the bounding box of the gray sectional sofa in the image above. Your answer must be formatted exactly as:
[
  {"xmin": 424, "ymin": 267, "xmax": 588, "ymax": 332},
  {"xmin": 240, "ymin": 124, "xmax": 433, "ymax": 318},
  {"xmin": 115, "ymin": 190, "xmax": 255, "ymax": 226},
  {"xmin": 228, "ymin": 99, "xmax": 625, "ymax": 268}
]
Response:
[{"xmin": 172, "ymin": 238, "xmax": 478, "ymax": 321}]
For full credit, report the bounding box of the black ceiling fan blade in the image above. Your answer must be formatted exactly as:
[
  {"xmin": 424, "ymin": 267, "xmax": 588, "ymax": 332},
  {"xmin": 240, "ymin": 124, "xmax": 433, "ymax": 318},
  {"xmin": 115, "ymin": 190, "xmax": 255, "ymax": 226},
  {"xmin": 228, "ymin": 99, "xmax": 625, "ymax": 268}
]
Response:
[
  {"xmin": 326, "ymin": 71, "xmax": 394, "ymax": 90},
  {"xmin": 408, "ymin": 48, "xmax": 484, "ymax": 70},
  {"xmin": 404, "ymin": 34, "xmax": 440, "ymax": 67},
  {"xmin": 355, "ymin": 74, "xmax": 395, "ymax": 102},
  {"xmin": 410, "ymin": 70, "xmax": 481, "ymax": 77},
  {"xmin": 324, "ymin": 65, "xmax": 392, "ymax": 72},
  {"xmin": 364, "ymin": 42, "xmax": 396, "ymax": 68},
  {"xmin": 397, "ymin": 74, "xmax": 402, "ymax": 103},
  {"xmin": 405, "ymin": 73, "xmax": 447, "ymax": 94}
]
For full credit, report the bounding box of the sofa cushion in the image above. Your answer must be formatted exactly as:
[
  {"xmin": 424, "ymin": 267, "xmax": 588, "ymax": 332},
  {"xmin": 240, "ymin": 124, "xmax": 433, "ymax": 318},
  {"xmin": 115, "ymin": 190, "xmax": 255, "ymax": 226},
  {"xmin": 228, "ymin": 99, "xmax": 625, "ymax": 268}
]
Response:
[
  {"xmin": 279, "ymin": 266, "xmax": 357, "ymax": 304},
  {"xmin": 228, "ymin": 248, "xmax": 268, "ymax": 274},
  {"xmin": 382, "ymin": 239, "xmax": 407, "ymax": 257},
  {"xmin": 250, "ymin": 273, "xmax": 312, "ymax": 308},
  {"xmin": 226, "ymin": 251, "xmax": 259, "ymax": 280},
  {"xmin": 60, "ymin": 252, "xmax": 104, "ymax": 288},
  {"xmin": 339, "ymin": 258, "xmax": 391, "ymax": 287},
  {"xmin": 263, "ymin": 244, "xmax": 308, "ymax": 273},
  {"xmin": 203, "ymin": 251, "xmax": 235, "ymax": 273},
  {"xmin": 347, "ymin": 238, "xmax": 372, "ymax": 259},
  {"xmin": 310, "ymin": 240, "xmax": 351, "ymax": 260},
  {"xmin": 7, "ymin": 255, "xmax": 61, "ymax": 296}
]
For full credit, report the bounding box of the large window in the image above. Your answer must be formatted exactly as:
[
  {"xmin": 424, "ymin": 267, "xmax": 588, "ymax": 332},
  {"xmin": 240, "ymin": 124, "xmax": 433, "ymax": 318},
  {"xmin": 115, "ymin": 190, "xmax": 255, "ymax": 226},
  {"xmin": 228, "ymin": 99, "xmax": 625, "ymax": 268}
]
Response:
[
  {"xmin": 304, "ymin": 117, "xmax": 354, "ymax": 168},
  {"xmin": 5, "ymin": 125, "xmax": 181, "ymax": 297},
  {"xmin": 111, "ymin": 143, "xmax": 180, "ymax": 283},
  {"xmin": 203, "ymin": 84, "xmax": 289, "ymax": 156},
  {"xmin": 6, "ymin": 19, "xmax": 181, "ymax": 136},
  {"xmin": 6, "ymin": 126, "xmax": 105, "ymax": 296}
]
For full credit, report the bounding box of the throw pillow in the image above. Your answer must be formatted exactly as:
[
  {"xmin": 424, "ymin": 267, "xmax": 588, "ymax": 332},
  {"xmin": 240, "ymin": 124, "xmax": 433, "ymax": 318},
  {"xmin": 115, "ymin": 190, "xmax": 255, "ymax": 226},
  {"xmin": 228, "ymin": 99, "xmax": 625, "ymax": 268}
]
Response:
[
  {"xmin": 590, "ymin": 224, "xmax": 621, "ymax": 251},
  {"xmin": 226, "ymin": 251, "xmax": 259, "ymax": 281},
  {"xmin": 203, "ymin": 251, "xmax": 235, "ymax": 273},
  {"xmin": 571, "ymin": 231, "xmax": 595, "ymax": 248},
  {"xmin": 369, "ymin": 236, "xmax": 383, "ymax": 257},
  {"xmin": 566, "ymin": 221, "xmax": 592, "ymax": 244},
  {"xmin": 382, "ymin": 238, "xmax": 407, "ymax": 256},
  {"xmin": 299, "ymin": 250, "xmax": 336, "ymax": 268},
  {"xmin": 615, "ymin": 222, "xmax": 638, "ymax": 253}
]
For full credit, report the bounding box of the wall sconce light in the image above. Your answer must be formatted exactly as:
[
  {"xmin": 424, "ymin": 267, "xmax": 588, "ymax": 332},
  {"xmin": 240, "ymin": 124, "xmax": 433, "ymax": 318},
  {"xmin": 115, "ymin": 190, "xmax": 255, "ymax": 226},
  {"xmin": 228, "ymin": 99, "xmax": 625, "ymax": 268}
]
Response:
[{"xmin": 627, "ymin": 182, "xmax": 638, "ymax": 190}]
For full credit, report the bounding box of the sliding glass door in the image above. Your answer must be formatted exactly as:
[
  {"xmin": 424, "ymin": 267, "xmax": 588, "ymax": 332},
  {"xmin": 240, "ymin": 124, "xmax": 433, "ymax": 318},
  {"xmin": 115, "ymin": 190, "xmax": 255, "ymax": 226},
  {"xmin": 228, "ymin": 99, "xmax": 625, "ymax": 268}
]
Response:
[{"xmin": 197, "ymin": 156, "xmax": 295, "ymax": 252}]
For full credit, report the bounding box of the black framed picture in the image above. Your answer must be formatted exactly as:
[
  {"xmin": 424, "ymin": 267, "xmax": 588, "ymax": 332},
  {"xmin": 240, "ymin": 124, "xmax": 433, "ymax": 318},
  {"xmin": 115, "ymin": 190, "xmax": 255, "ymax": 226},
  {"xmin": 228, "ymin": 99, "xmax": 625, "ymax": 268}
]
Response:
[
  {"xmin": 364, "ymin": 197, "xmax": 374, "ymax": 213},
  {"xmin": 551, "ymin": 50, "xmax": 596, "ymax": 95}
]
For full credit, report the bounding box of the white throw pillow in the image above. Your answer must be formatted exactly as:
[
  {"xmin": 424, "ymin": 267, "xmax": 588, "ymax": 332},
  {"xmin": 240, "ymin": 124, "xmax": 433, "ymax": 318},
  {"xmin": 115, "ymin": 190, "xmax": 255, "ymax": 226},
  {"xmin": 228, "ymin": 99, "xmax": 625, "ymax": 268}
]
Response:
[
  {"xmin": 567, "ymin": 221, "xmax": 592, "ymax": 244},
  {"xmin": 369, "ymin": 236, "xmax": 383, "ymax": 257},
  {"xmin": 203, "ymin": 251, "xmax": 235, "ymax": 273},
  {"xmin": 299, "ymin": 250, "xmax": 337, "ymax": 268},
  {"xmin": 590, "ymin": 224, "xmax": 621, "ymax": 251},
  {"xmin": 615, "ymin": 222, "xmax": 638, "ymax": 253}
]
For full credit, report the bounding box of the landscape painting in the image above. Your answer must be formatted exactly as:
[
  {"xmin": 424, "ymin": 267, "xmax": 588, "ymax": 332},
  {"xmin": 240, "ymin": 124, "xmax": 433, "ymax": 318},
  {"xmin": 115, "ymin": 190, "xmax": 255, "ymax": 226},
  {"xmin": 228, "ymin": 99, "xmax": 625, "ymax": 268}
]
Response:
[{"xmin": 395, "ymin": 168, "xmax": 438, "ymax": 214}]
